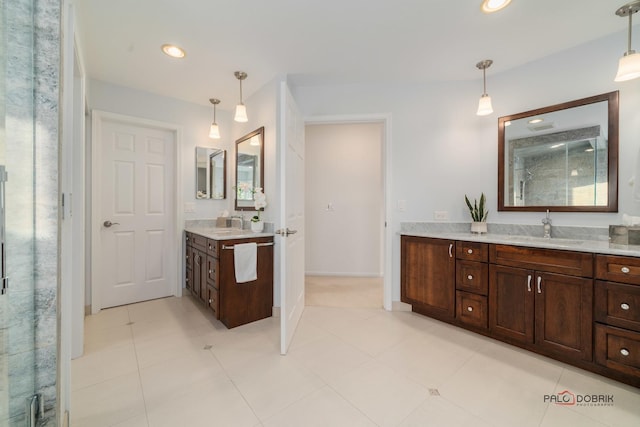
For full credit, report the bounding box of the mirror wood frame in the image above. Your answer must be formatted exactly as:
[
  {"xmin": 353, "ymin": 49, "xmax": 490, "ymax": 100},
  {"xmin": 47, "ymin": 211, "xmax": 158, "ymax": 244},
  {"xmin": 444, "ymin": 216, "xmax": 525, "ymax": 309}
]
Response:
[
  {"xmin": 234, "ymin": 126, "xmax": 265, "ymax": 211},
  {"xmin": 498, "ymin": 91, "xmax": 619, "ymax": 212}
]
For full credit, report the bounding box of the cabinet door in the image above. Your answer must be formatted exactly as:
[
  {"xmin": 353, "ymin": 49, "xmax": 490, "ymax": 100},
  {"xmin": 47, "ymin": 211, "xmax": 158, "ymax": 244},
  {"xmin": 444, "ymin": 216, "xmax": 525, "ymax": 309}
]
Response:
[
  {"xmin": 401, "ymin": 236, "xmax": 455, "ymax": 320},
  {"xmin": 535, "ymin": 272, "xmax": 593, "ymax": 362},
  {"xmin": 489, "ymin": 264, "xmax": 534, "ymax": 344},
  {"xmin": 193, "ymin": 249, "xmax": 207, "ymax": 300}
]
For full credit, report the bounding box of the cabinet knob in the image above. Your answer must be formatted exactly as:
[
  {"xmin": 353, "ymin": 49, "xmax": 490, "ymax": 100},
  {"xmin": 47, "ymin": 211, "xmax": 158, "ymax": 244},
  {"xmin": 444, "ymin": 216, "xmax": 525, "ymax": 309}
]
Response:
[
  {"xmin": 467, "ymin": 275, "xmax": 473, "ymax": 280},
  {"xmin": 209, "ymin": 299, "xmax": 212, "ymax": 303},
  {"xmin": 185, "ymin": 255, "xmax": 189, "ymax": 260},
  {"xmin": 186, "ymin": 236, "xmax": 189, "ymax": 241},
  {"xmin": 621, "ymin": 303, "xmax": 630, "ymax": 311},
  {"xmin": 467, "ymin": 306, "xmax": 473, "ymax": 312},
  {"xmin": 620, "ymin": 348, "xmax": 630, "ymax": 357},
  {"xmin": 621, "ymin": 266, "xmax": 630, "ymax": 274},
  {"xmin": 209, "ymin": 270, "xmax": 212, "ymax": 274},
  {"xmin": 467, "ymin": 249, "xmax": 473, "ymax": 254},
  {"xmin": 209, "ymin": 245, "xmax": 212, "ymax": 249},
  {"xmin": 186, "ymin": 278, "xmax": 189, "ymax": 282}
]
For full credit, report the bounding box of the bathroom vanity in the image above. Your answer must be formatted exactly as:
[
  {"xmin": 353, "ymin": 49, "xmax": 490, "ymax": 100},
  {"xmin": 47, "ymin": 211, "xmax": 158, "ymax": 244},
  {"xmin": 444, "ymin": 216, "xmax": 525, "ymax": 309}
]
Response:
[
  {"xmin": 185, "ymin": 228, "xmax": 274, "ymax": 328},
  {"xmin": 401, "ymin": 232, "xmax": 640, "ymax": 388}
]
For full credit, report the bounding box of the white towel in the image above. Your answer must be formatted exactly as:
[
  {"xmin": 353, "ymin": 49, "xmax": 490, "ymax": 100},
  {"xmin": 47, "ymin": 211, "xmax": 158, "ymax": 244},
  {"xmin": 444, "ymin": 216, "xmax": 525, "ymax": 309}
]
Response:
[{"xmin": 234, "ymin": 242, "xmax": 257, "ymax": 283}]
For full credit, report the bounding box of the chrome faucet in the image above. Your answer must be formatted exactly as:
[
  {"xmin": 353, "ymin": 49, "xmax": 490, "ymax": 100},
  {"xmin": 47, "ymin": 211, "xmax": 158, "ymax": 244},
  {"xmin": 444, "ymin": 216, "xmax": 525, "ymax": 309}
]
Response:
[
  {"xmin": 542, "ymin": 209, "xmax": 552, "ymax": 238},
  {"xmin": 230, "ymin": 214, "xmax": 244, "ymax": 230}
]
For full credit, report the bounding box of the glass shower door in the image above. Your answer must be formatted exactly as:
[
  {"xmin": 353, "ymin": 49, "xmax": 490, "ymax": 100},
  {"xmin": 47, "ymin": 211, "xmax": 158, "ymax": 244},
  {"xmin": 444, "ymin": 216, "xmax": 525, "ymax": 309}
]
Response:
[{"xmin": 0, "ymin": 0, "xmax": 39, "ymax": 424}]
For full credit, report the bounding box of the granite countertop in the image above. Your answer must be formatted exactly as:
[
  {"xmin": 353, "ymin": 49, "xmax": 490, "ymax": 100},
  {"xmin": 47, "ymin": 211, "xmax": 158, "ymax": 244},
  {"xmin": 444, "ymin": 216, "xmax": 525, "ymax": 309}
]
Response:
[
  {"xmin": 185, "ymin": 226, "xmax": 274, "ymax": 241},
  {"xmin": 400, "ymin": 230, "xmax": 640, "ymax": 257}
]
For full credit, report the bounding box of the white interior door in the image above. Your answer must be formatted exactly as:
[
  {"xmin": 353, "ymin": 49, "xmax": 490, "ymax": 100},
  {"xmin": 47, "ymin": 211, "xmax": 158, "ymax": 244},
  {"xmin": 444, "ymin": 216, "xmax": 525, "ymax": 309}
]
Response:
[
  {"xmin": 93, "ymin": 113, "xmax": 176, "ymax": 309},
  {"xmin": 279, "ymin": 82, "xmax": 305, "ymax": 355}
]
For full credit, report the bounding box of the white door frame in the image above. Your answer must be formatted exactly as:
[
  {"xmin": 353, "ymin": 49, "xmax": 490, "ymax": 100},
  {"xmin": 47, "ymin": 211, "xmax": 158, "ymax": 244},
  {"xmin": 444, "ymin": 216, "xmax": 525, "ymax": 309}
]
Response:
[
  {"xmin": 304, "ymin": 114, "xmax": 393, "ymax": 311},
  {"xmin": 90, "ymin": 110, "xmax": 183, "ymax": 313}
]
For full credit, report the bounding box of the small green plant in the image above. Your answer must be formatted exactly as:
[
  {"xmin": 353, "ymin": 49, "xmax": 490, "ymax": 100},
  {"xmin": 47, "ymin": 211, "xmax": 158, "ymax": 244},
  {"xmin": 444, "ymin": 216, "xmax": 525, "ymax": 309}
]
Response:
[{"xmin": 465, "ymin": 193, "xmax": 488, "ymax": 222}]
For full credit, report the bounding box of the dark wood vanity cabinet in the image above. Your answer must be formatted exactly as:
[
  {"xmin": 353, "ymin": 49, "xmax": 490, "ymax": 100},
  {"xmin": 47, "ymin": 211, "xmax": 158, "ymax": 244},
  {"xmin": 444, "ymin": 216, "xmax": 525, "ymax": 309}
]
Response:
[
  {"xmin": 489, "ymin": 245, "xmax": 593, "ymax": 363},
  {"xmin": 401, "ymin": 236, "xmax": 455, "ymax": 321},
  {"xmin": 455, "ymin": 241, "xmax": 489, "ymax": 330},
  {"xmin": 185, "ymin": 231, "xmax": 273, "ymax": 328},
  {"xmin": 595, "ymin": 255, "xmax": 640, "ymax": 378}
]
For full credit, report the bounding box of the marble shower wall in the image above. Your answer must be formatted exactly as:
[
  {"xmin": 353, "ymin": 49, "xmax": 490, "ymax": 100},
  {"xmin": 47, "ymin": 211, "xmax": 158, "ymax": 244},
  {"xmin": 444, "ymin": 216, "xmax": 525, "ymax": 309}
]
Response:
[{"xmin": 2, "ymin": 0, "xmax": 59, "ymax": 425}]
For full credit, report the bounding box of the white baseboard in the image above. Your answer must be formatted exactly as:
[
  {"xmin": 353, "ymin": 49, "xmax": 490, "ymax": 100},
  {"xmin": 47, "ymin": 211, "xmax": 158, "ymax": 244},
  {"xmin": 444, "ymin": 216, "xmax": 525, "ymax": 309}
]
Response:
[
  {"xmin": 272, "ymin": 306, "xmax": 281, "ymax": 318},
  {"xmin": 305, "ymin": 272, "xmax": 383, "ymax": 278},
  {"xmin": 392, "ymin": 301, "xmax": 412, "ymax": 312}
]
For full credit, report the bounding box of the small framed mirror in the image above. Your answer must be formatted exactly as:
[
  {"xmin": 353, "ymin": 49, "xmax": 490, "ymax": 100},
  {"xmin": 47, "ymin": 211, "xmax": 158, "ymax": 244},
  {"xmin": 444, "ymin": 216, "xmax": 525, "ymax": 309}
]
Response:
[
  {"xmin": 235, "ymin": 127, "xmax": 264, "ymax": 210},
  {"xmin": 498, "ymin": 91, "xmax": 618, "ymax": 212},
  {"xmin": 196, "ymin": 147, "xmax": 226, "ymax": 200}
]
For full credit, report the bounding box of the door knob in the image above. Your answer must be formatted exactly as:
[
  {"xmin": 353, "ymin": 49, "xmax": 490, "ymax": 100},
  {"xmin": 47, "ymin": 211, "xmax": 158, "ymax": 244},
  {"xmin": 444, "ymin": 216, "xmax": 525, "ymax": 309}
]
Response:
[
  {"xmin": 275, "ymin": 228, "xmax": 297, "ymax": 237},
  {"xmin": 103, "ymin": 220, "xmax": 120, "ymax": 228}
]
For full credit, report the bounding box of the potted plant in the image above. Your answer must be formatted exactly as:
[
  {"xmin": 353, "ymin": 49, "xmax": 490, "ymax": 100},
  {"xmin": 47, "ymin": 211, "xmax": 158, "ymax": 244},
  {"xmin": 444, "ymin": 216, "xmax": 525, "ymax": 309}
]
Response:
[
  {"xmin": 465, "ymin": 193, "xmax": 488, "ymax": 234},
  {"xmin": 251, "ymin": 188, "xmax": 267, "ymax": 232}
]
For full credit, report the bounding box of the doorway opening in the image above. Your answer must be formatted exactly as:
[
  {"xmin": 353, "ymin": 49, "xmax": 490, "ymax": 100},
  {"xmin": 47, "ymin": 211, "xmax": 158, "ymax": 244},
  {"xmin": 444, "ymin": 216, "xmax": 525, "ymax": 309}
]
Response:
[{"xmin": 304, "ymin": 120, "xmax": 386, "ymax": 309}]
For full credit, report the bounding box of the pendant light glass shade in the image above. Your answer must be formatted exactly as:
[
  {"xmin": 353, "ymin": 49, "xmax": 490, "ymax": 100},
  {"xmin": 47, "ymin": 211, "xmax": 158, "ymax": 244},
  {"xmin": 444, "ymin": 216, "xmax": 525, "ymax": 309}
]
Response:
[
  {"xmin": 476, "ymin": 59, "xmax": 494, "ymax": 116},
  {"xmin": 615, "ymin": 51, "xmax": 640, "ymax": 81},
  {"xmin": 234, "ymin": 71, "xmax": 248, "ymax": 122},
  {"xmin": 208, "ymin": 98, "xmax": 221, "ymax": 139},
  {"xmin": 209, "ymin": 123, "xmax": 220, "ymax": 139},
  {"xmin": 234, "ymin": 104, "xmax": 248, "ymax": 122},
  {"xmin": 614, "ymin": 1, "xmax": 640, "ymax": 82},
  {"xmin": 477, "ymin": 94, "xmax": 494, "ymax": 116}
]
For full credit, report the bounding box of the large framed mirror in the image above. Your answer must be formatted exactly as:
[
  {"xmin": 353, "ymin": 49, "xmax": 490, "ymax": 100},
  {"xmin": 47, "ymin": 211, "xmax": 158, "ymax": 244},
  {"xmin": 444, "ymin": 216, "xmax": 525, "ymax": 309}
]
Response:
[
  {"xmin": 196, "ymin": 147, "xmax": 226, "ymax": 199},
  {"xmin": 235, "ymin": 127, "xmax": 264, "ymax": 210},
  {"xmin": 498, "ymin": 91, "xmax": 618, "ymax": 212}
]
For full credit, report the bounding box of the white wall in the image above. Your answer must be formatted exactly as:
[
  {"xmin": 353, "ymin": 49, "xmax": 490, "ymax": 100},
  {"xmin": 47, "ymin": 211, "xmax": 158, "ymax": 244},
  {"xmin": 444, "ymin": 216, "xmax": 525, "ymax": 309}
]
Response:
[
  {"xmin": 292, "ymin": 31, "xmax": 640, "ymax": 302},
  {"xmin": 305, "ymin": 123, "xmax": 383, "ymax": 276},
  {"xmin": 87, "ymin": 79, "xmax": 236, "ymax": 219}
]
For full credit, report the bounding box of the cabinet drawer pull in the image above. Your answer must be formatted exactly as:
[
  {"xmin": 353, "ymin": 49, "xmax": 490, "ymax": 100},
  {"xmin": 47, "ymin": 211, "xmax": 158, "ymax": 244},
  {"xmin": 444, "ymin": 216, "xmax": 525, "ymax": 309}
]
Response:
[
  {"xmin": 621, "ymin": 266, "xmax": 630, "ymax": 274},
  {"xmin": 467, "ymin": 274, "xmax": 473, "ymax": 280},
  {"xmin": 537, "ymin": 276, "xmax": 542, "ymax": 294},
  {"xmin": 186, "ymin": 278, "xmax": 189, "ymax": 282},
  {"xmin": 527, "ymin": 275, "xmax": 532, "ymax": 292},
  {"xmin": 621, "ymin": 303, "xmax": 630, "ymax": 311},
  {"xmin": 620, "ymin": 348, "xmax": 630, "ymax": 357},
  {"xmin": 467, "ymin": 249, "xmax": 473, "ymax": 254},
  {"xmin": 209, "ymin": 270, "xmax": 213, "ymax": 274},
  {"xmin": 467, "ymin": 306, "xmax": 473, "ymax": 312},
  {"xmin": 185, "ymin": 255, "xmax": 189, "ymax": 260},
  {"xmin": 209, "ymin": 244, "xmax": 212, "ymax": 250},
  {"xmin": 448, "ymin": 244, "xmax": 453, "ymax": 258}
]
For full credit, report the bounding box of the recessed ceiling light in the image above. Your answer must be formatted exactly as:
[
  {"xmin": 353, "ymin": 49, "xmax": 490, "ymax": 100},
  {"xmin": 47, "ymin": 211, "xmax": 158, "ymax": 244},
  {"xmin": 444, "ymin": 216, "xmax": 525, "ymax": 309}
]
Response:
[
  {"xmin": 161, "ymin": 44, "xmax": 186, "ymax": 59},
  {"xmin": 481, "ymin": 0, "xmax": 512, "ymax": 13},
  {"xmin": 528, "ymin": 118, "xmax": 544, "ymax": 124}
]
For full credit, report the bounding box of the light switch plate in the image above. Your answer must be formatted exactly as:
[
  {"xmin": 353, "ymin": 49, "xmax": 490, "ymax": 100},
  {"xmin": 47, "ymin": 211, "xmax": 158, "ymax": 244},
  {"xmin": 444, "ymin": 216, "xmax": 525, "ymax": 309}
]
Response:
[
  {"xmin": 397, "ymin": 200, "xmax": 407, "ymax": 212},
  {"xmin": 184, "ymin": 202, "xmax": 195, "ymax": 213},
  {"xmin": 434, "ymin": 211, "xmax": 448, "ymax": 220}
]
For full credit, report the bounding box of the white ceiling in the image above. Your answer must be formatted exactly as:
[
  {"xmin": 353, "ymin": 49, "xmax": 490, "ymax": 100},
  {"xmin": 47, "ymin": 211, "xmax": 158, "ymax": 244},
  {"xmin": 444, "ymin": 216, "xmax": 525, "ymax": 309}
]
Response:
[{"xmin": 74, "ymin": 0, "xmax": 632, "ymax": 111}]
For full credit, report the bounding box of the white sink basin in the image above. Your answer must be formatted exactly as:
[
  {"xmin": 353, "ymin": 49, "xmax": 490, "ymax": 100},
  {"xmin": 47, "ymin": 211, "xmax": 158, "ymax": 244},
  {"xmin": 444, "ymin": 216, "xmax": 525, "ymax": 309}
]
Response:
[{"xmin": 500, "ymin": 235, "xmax": 584, "ymax": 246}]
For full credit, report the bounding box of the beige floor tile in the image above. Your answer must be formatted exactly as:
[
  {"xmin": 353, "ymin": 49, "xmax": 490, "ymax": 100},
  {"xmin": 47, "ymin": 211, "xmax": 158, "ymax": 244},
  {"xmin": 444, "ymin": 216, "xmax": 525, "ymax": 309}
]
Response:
[
  {"xmin": 83, "ymin": 323, "xmax": 134, "ymax": 354},
  {"xmin": 145, "ymin": 375, "xmax": 259, "ymax": 427},
  {"xmin": 71, "ymin": 342, "xmax": 139, "ymax": 391},
  {"xmin": 262, "ymin": 386, "xmax": 377, "ymax": 427},
  {"xmin": 84, "ymin": 305, "xmax": 131, "ymax": 332},
  {"xmin": 225, "ymin": 354, "xmax": 324, "ymax": 421},
  {"xmin": 330, "ymin": 359, "xmax": 430, "ymax": 427},
  {"xmin": 439, "ymin": 342, "xmax": 563, "ymax": 427},
  {"xmin": 70, "ymin": 373, "xmax": 146, "ymax": 427},
  {"xmin": 139, "ymin": 349, "xmax": 225, "ymax": 407},
  {"xmin": 540, "ymin": 404, "xmax": 609, "ymax": 427},
  {"xmin": 305, "ymin": 275, "xmax": 383, "ymax": 308},
  {"xmin": 552, "ymin": 366, "xmax": 640, "ymax": 427},
  {"xmin": 112, "ymin": 414, "xmax": 150, "ymax": 427},
  {"xmin": 399, "ymin": 396, "xmax": 494, "ymax": 427}
]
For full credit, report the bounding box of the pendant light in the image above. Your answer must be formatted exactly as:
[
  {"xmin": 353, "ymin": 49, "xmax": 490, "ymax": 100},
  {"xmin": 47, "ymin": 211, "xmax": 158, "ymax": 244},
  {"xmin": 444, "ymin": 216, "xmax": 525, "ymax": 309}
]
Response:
[
  {"xmin": 208, "ymin": 98, "xmax": 220, "ymax": 139},
  {"xmin": 614, "ymin": 1, "xmax": 640, "ymax": 82},
  {"xmin": 476, "ymin": 59, "xmax": 494, "ymax": 116},
  {"xmin": 234, "ymin": 71, "xmax": 248, "ymax": 122}
]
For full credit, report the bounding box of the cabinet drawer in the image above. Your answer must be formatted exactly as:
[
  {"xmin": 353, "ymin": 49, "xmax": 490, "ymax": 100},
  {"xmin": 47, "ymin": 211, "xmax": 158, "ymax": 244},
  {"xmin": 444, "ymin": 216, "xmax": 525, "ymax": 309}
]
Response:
[
  {"xmin": 206, "ymin": 256, "xmax": 219, "ymax": 287},
  {"xmin": 595, "ymin": 324, "xmax": 640, "ymax": 377},
  {"xmin": 489, "ymin": 244, "xmax": 593, "ymax": 277},
  {"xmin": 207, "ymin": 239, "xmax": 219, "ymax": 258},
  {"xmin": 456, "ymin": 260, "xmax": 488, "ymax": 295},
  {"xmin": 190, "ymin": 232, "xmax": 208, "ymax": 251},
  {"xmin": 595, "ymin": 281, "xmax": 640, "ymax": 332},
  {"xmin": 456, "ymin": 291, "xmax": 488, "ymax": 329},
  {"xmin": 207, "ymin": 285, "xmax": 219, "ymax": 318},
  {"xmin": 595, "ymin": 255, "xmax": 640, "ymax": 285},
  {"xmin": 456, "ymin": 241, "xmax": 488, "ymax": 262}
]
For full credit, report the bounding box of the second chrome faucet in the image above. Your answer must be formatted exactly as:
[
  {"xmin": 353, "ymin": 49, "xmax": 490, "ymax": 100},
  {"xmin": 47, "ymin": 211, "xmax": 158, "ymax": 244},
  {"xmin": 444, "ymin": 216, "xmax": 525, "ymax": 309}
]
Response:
[{"xmin": 542, "ymin": 209, "xmax": 552, "ymax": 238}]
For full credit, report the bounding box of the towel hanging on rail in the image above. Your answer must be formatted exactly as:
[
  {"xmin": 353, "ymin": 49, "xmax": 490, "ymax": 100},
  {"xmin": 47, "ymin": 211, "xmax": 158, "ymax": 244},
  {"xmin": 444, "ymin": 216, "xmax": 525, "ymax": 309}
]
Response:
[{"xmin": 234, "ymin": 242, "xmax": 257, "ymax": 283}]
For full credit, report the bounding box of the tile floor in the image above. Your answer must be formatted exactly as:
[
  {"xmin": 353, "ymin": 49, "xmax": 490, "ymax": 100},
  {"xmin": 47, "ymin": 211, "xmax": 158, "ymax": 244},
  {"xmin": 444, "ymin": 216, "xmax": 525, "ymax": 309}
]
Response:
[{"xmin": 71, "ymin": 281, "xmax": 640, "ymax": 427}]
